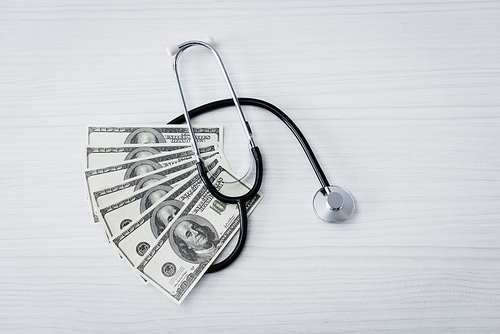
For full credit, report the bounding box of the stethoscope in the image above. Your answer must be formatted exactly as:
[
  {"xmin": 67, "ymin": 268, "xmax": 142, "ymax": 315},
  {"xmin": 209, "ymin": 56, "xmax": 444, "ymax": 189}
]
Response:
[{"xmin": 166, "ymin": 37, "xmax": 355, "ymax": 273}]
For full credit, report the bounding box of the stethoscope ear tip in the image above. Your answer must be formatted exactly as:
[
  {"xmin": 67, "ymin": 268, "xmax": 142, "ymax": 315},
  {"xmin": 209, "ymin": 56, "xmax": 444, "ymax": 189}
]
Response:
[
  {"xmin": 202, "ymin": 36, "xmax": 215, "ymax": 47},
  {"xmin": 313, "ymin": 186, "xmax": 355, "ymax": 223},
  {"xmin": 167, "ymin": 37, "xmax": 215, "ymax": 57},
  {"xmin": 166, "ymin": 44, "xmax": 179, "ymax": 57}
]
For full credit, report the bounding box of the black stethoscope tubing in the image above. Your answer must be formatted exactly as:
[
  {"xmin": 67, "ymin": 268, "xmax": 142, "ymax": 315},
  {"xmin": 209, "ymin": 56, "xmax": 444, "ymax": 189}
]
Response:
[
  {"xmin": 168, "ymin": 97, "xmax": 330, "ymax": 189},
  {"xmin": 168, "ymin": 97, "xmax": 329, "ymax": 273}
]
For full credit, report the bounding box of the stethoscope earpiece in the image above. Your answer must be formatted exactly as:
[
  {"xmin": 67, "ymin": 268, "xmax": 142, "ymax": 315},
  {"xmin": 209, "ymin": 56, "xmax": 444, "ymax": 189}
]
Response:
[{"xmin": 313, "ymin": 186, "xmax": 355, "ymax": 223}]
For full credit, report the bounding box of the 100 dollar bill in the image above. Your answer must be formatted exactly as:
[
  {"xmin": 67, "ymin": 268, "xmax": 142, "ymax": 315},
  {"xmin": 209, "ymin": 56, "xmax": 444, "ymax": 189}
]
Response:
[
  {"xmin": 86, "ymin": 144, "xmax": 193, "ymax": 169},
  {"xmin": 87, "ymin": 125, "xmax": 223, "ymax": 148}
]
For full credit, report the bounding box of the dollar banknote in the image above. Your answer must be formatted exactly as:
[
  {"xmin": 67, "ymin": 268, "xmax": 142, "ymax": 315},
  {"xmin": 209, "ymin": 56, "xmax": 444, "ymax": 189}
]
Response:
[
  {"xmin": 87, "ymin": 125, "xmax": 223, "ymax": 149},
  {"xmin": 135, "ymin": 169, "xmax": 263, "ymax": 304},
  {"xmin": 86, "ymin": 144, "xmax": 192, "ymax": 169}
]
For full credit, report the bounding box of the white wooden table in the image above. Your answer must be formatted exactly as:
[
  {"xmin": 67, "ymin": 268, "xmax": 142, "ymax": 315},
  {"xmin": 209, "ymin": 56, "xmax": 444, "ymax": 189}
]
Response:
[{"xmin": 1, "ymin": 1, "xmax": 499, "ymax": 332}]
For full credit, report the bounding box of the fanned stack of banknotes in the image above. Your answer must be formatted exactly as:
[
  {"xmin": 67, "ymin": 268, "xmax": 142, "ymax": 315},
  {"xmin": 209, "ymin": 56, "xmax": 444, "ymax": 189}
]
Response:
[{"xmin": 84, "ymin": 125, "xmax": 263, "ymax": 304}]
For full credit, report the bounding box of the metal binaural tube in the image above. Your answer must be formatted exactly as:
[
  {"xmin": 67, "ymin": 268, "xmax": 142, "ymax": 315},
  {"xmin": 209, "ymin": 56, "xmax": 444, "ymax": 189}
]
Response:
[{"xmin": 169, "ymin": 38, "xmax": 256, "ymax": 161}]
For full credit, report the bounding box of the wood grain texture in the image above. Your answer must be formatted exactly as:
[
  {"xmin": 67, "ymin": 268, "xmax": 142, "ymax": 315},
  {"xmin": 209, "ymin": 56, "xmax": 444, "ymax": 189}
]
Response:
[{"xmin": 1, "ymin": 1, "xmax": 499, "ymax": 332}]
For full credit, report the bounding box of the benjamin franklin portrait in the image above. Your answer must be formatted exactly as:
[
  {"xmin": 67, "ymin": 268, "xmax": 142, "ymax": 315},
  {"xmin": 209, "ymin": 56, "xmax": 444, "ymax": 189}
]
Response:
[
  {"xmin": 169, "ymin": 214, "xmax": 219, "ymax": 264},
  {"xmin": 123, "ymin": 160, "xmax": 163, "ymax": 180},
  {"xmin": 150, "ymin": 200, "xmax": 184, "ymax": 238},
  {"xmin": 140, "ymin": 185, "xmax": 174, "ymax": 213},
  {"xmin": 134, "ymin": 174, "xmax": 165, "ymax": 191},
  {"xmin": 124, "ymin": 128, "xmax": 166, "ymax": 144},
  {"xmin": 125, "ymin": 147, "xmax": 161, "ymax": 161}
]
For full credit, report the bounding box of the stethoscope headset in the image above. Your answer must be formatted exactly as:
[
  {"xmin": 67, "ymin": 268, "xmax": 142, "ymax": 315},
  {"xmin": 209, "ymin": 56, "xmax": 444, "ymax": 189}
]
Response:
[{"xmin": 166, "ymin": 37, "xmax": 355, "ymax": 273}]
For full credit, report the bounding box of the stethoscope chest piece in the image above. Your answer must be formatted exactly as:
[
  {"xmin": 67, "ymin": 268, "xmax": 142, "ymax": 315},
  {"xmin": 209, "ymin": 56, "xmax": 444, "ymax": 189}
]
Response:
[{"xmin": 313, "ymin": 186, "xmax": 355, "ymax": 223}]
